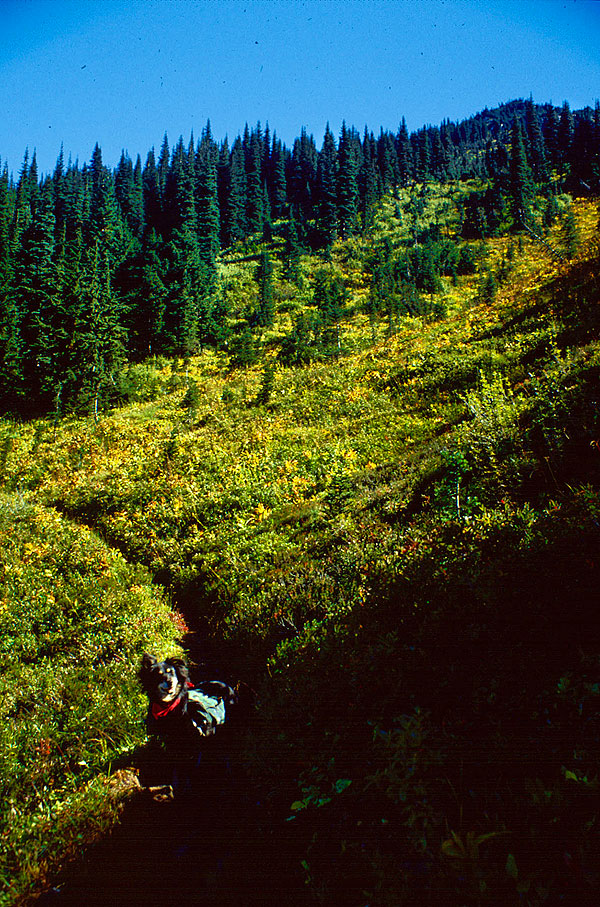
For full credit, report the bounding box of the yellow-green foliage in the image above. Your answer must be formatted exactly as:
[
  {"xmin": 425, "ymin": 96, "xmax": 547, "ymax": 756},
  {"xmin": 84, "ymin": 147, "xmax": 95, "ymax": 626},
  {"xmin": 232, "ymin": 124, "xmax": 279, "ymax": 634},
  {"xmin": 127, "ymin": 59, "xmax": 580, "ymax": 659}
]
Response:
[
  {"xmin": 0, "ymin": 495, "xmax": 178, "ymax": 903},
  {"xmin": 1, "ymin": 189, "xmax": 599, "ymax": 904}
]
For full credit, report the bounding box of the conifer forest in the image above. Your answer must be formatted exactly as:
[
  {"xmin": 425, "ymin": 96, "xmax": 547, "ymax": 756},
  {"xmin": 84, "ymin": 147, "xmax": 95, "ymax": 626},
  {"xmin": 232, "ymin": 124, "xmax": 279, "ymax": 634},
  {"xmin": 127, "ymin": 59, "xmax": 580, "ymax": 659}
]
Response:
[
  {"xmin": 1, "ymin": 97, "xmax": 600, "ymax": 906},
  {"xmin": 1, "ymin": 98, "xmax": 598, "ymax": 417}
]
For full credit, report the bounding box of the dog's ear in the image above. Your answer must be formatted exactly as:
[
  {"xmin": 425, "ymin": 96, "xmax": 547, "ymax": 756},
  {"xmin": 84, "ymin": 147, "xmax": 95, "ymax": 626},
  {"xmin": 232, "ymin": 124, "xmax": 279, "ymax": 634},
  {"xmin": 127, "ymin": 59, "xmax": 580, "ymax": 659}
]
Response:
[
  {"xmin": 166, "ymin": 656, "xmax": 189, "ymax": 683},
  {"xmin": 141, "ymin": 653, "xmax": 157, "ymax": 673}
]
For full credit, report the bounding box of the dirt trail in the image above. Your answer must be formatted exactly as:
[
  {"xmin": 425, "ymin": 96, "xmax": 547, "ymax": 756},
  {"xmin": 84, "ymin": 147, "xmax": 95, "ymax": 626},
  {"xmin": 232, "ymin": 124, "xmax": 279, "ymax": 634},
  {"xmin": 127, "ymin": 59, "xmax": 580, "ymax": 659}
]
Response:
[{"xmin": 35, "ymin": 631, "xmax": 311, "ymax": 907}]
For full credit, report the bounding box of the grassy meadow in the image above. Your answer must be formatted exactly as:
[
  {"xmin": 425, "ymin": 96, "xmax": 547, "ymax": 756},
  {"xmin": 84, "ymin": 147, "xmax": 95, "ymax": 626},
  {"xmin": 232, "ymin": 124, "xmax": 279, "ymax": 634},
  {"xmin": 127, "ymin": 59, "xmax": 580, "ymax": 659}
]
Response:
[{"xmin": 1, "ymin": 182, "xmax": 600, "ymax": 904}]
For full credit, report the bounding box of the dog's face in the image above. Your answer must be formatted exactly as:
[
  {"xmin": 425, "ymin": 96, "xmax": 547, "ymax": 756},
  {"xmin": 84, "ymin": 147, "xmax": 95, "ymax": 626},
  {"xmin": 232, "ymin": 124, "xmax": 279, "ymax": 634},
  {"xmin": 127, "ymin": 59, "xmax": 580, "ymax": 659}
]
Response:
[{"xmin": 139, "ymin": 654, "xmax": 189, "ymax": 703}]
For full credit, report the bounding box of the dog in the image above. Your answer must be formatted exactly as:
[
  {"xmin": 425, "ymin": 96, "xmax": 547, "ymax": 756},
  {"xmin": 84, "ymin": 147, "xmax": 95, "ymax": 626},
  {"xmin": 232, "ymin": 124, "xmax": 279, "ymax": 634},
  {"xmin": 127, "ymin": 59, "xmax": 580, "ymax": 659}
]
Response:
[{"xmin": 138, "ymin": 653, "xmax": 238, "ymax": 795}]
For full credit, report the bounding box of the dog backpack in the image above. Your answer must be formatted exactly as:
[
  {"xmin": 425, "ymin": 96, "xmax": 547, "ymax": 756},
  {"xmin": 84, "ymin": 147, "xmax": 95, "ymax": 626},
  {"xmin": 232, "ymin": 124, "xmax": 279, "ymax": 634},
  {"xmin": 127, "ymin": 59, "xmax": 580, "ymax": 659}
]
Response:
[{"xmin": 187, "ymin": 681, "xmax": 235, "ymax": 736}]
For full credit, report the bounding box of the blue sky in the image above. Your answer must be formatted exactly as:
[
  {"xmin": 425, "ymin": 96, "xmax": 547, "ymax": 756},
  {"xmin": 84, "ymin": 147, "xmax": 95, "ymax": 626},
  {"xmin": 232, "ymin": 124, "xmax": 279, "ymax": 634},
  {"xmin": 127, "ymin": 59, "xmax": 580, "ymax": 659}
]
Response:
[{"xmin": 1, "ymin": 0, "xmax": 599, "ymax": 177}]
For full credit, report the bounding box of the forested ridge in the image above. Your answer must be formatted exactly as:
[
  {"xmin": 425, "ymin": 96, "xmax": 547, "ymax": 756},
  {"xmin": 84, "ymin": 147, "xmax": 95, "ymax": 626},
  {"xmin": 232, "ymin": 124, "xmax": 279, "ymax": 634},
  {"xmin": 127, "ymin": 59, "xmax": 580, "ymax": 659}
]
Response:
[{"xmin": 1, "ymin": 97, "xmax": 599, "ymax": 416}]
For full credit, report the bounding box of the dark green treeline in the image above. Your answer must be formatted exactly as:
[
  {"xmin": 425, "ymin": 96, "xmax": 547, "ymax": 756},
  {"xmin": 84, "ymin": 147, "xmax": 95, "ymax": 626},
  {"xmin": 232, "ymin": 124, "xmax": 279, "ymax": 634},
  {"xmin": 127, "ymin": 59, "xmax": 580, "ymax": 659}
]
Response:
[{"xmin": 1, "ymin": 99, "xmax": 599, "ymax": 416}]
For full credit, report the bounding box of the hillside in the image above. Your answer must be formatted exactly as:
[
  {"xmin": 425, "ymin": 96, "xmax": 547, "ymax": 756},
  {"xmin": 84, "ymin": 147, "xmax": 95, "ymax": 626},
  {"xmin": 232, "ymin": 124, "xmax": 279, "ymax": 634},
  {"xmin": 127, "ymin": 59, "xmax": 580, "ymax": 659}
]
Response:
[{"xmin": 1, "ymin": 176, "xmax": 600, "ymax": 904}]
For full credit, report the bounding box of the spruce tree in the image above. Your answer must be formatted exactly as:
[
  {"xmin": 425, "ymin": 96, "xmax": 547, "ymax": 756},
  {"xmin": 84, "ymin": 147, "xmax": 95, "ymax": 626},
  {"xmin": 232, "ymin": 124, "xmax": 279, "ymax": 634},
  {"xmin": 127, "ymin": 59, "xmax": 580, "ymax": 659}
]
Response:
[
  {"xmin": 416, "ymin": 129, "xmax": 432, "ymax": 182},
  {"xmin": 337, "ymin": 122, "xmax": 359, "ymax": 239},
  {"xmin": 142, "ymin": 148, "xmax": 162, "ymax": 234},
  {"xmin": 157, "ymin": 133, "xmax": 170, "ymax": 201},
  {"xmin": 216, "ymin": 137, "xmax": 231, "ymax": 246},
  {"xmin": 254, "ymin": 250, "xmax": 274, "ymax": 327},
  {"xmin": 245, "ymin": 129, "xmax": 264, "ymax": 235},
  {"xmin": 75, "ymin": 243, "xmax": 126, "ymax": 418},
  {"xmin": 283, "ymin": 212, "xmax": 303, "ymax": 285},
  {"xmin": 509, "ymin": 118, "xmax": 533, "ymax": 228},
  {"xmin": 525, "ymin": 98, "xmax": 549, "ymax": 183},
  {"xmin": 359, "ymin": 128, "xmax": 379, "ymax": 232},
  {"xmin": 195, "ymin": 123, "xmax": 220, "ymax": 273},
  {"xmin": 0, "ymin": 164, "xmax": 13, "ymax": 281},
  {"xmin": 314, "ymin": 268, "xmax": 346, "ymax": 355},
  {"xmin": 543, "ymin": 106, "xmax": 560, "ymax": 171},
  {"xmin": 377, "ymin": 129, "xmax": 397, "ymax": 191},
  {"xmin": 396, "ymin": 118, "xmax": 413, "ymax": 187},
  {"xmin": 11, "ymin": 150, "xmax": 32, "ymax": 256},
  {"xmin": 558, "ymin": 101, "xmax": 574, "ymax": 181},
  {"xmin": 269, "ymin": 135, "xmax": 287, "ymax": 220},
  {"xmin": 316, "ymin": 124, "xmax": 338, "ymax": 247},
  {"xmin": 88, "ymin": 144, "xmax": 124, "ymax": 263},
  {"xmin": 226, "ymin": 137, "xmax": 247, "ymax": 244}
]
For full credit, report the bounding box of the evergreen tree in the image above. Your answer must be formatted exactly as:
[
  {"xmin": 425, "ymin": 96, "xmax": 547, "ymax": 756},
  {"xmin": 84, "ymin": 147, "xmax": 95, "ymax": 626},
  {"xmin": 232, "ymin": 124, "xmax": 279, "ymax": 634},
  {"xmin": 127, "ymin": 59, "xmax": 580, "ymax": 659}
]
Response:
[
  {"xmin": 0, "ymin": 164, "xmax": 13, "ymax": 281},
  {"xmin": 558, "ymin": 101, "xmax": 574, "ymax": 181},
  {"xmin": 543, "ymin": 106, "xmax": 560, "ymax": 171},
  {"xmin": 225, "ymin": 136, "xmax": 247, "ymax": 245},
  {"xmin": 142, "ymin": 148, "xmax": 162, "ymax": 234},
  {"xmin": 278, "ymin": 311, "xmax": 323, "ymax": 366},
  {"xmin": 157, "ymin": 133, "xmax": 170, "ymax": 201},
  {"xmin": 316, "ymin": 125, "xmax": 338, "ymax": 247},
  {"xmin": 216, "ymin": 137, "xmax": 231, "ymax": 246},
  {"xmin": 245, "ymin": 128, "xmax": 264, "ymax": 234},
  {"xmin": 288, "ymin": 128, "xmax": 317, "ymax": 225},
  {"xmin": 283, "ymin": 212, "xmax": 303, "ymax": 285},
  {"xmin": 88, "ymin": 144, "xmax": 124, "ymax": 262},
  {"xmin": 430, "ymin": 128, "xmax": 447, "ymax": 181},
  {"xmin": 508, "ymin": 117, "xmax": 534, "ymax": 228},
  {"xmin": 253, "ymin": 250, "xmax": 274, "ymax": 327},
  {"xmin": 396, "ymin": 118, "xmax": 413, "ymax": 187},
  {"xmin": 195, "ymin": 123, "xmax": 220, "ymax": 273},
  {"xmin": 377, "ymin": 129, "xmax": 397, "ymax": 191},
  {"xmin": 75, "ymin": 243, "xmax": 126, "ymax": 418},
  {"xmin": 28, "ymin": 151, "xmax": 40, "ymax": 219},
  {"xmin": 255, "ymin": 357, "xmax": 275, "ymax": 405},
  {"xmin": 337, "ymin": 122, "xmax": 359, "ymax": 239},
  {"xmin": 269, "ymin": 135, "xmax": 287, "ymax": 220},
  {"xmin": 570, "ymin": 107, "xmax": 596, "ymax": 191},
  {"xmin": 525, "ymin": 98, "xmax": 549, "ymax": 183},
  {"xmin": 11, "ymin": 150, "xmax": 32, "ymax": 256},
  {"xmin": 416, "ymin": 129, "xmax": 432, "ymax": 181},
  {"xmin": 359, "ymin": 128, "xmax": 379, "ymax": 232},
  {"xmin": 313, "ymin": 267, "xmax": 347, "ymax": 354},
  {"xmin": 228, "ymin": 324, "xmax": 259, "ymax": 368},
  {"xmin": 52, "ymin": 146, "xmax": 67, "ymax": 259}
]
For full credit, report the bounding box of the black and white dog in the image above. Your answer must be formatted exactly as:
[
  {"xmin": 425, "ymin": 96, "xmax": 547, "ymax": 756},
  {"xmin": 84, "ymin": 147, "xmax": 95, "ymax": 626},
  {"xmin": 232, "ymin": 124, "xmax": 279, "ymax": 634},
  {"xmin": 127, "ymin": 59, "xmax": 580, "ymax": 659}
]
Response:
[{"xmin": 138, "ymin": 653, "xmax": 238, "ymax": 795}]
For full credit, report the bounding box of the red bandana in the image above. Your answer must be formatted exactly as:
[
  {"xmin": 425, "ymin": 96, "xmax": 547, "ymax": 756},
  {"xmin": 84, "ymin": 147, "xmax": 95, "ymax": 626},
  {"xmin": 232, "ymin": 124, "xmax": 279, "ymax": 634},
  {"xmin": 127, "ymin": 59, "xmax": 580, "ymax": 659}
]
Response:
[{"xmin": 151, "ymin": 682, "xmax": 194, "ymax": 719}]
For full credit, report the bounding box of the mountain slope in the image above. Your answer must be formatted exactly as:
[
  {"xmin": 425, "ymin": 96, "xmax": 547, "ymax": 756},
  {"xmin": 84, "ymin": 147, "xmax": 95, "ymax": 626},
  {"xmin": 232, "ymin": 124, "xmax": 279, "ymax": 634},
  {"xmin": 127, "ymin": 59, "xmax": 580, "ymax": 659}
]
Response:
[{"xmin": 1, "ymin": 187, "xmax": 599, "ymax": 904}]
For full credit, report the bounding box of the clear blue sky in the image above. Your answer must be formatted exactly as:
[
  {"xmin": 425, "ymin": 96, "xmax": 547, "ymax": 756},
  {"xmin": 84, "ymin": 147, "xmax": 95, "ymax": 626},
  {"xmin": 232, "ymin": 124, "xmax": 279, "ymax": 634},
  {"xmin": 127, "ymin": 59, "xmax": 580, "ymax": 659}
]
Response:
[{"xmin": 1, "ymin": 0, "xmax": 599, "ymax": 177}]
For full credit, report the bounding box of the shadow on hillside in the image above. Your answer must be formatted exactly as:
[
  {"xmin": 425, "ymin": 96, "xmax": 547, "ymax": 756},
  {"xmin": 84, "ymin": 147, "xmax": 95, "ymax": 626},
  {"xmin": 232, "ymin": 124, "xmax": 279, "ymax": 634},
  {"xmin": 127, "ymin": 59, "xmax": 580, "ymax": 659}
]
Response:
[
  {"xmin": 38, "ymin": 721, "xmax": 311, "ymax": 907},
  {"xmin": 36, "ymin": 629, "xmax": 311, "ymax": 907}
]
